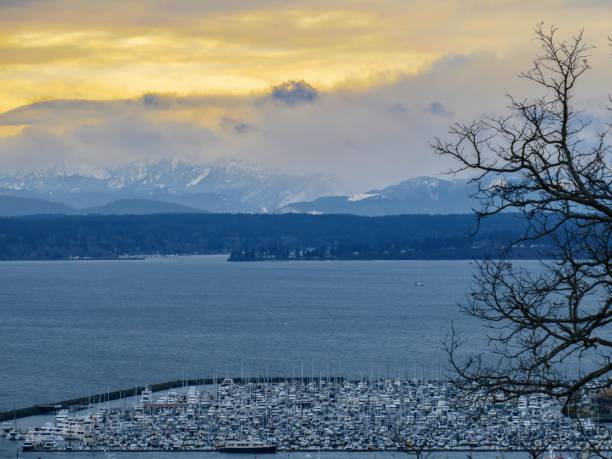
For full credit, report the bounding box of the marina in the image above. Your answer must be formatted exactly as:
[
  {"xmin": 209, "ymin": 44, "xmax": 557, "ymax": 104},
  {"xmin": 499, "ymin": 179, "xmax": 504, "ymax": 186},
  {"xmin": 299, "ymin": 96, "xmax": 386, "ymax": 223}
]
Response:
[{"xmin": 1, "ymin": 378, "xmax": 610, "ymax": 453}]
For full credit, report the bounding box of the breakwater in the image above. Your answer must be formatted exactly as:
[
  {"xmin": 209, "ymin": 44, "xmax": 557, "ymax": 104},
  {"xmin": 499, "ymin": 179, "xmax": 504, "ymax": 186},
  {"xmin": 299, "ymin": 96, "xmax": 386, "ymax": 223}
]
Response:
[{"xmin": 0, "ymin": 377, "xmax": 345, "ymax": 422}]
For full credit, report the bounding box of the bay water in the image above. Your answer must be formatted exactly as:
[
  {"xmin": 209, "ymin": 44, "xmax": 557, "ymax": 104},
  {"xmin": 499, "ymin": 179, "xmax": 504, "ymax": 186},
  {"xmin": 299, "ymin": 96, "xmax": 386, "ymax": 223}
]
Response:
[{"xmin": 1, "ymin": 256, "xmax": 493, "ymax": 411}]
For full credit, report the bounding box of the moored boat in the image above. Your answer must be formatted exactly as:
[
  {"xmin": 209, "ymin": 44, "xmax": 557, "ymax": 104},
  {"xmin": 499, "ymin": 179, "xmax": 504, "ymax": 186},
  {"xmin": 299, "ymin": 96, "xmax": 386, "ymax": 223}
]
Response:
[
  {"xmin": 22, "ymin": 439, "xmax": 35, "ymax": 452},
  {"xmin": 218, "ymin": 441, "xmax": 277, "ymax": 453}
]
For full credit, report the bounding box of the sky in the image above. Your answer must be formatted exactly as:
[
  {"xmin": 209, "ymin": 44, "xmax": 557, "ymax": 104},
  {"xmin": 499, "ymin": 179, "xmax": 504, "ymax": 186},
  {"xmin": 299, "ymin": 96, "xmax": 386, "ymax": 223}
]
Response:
[{"xmin": 0, "ymin": 0, "xmax": 610, "ymax": 191}]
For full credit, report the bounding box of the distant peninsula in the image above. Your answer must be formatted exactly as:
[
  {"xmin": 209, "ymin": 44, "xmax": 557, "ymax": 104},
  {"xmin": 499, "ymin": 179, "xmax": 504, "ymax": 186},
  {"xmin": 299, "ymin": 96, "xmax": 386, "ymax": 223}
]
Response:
[{"xmin": 0, "ymin": 213, "xmax": 551, "ymax": 261}]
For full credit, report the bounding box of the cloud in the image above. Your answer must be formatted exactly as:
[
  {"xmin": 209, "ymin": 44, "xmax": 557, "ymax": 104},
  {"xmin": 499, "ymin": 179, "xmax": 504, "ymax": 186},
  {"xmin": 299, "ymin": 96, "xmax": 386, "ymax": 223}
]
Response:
[
  {"xmin": 220, "ymin": 117, "xmax": 254, "ymax": 135},
  {"xmin": 389, "ymin": 102, "xmax": 408, "ymax": 115},
  {"xmin": 0, "ymin": 104, "xmax": 219, "ymax": 170},
  {"xmin": 268, "ymin": 81, "xmax": 319, "ymax": 106},
  {"xmin": 424, "ymin": 101, "xmax": 451, "ymax": 117},
  {"xmin": 0, "ymin": 44, "xmax": 610, "ymax": 192},
  {"xmin": 141, "ymin": 93, "xmax": 168, "ymax": 108},
  {"xmin": 1, "ymin": 0, "xmax": 610, "ymax": 115}
]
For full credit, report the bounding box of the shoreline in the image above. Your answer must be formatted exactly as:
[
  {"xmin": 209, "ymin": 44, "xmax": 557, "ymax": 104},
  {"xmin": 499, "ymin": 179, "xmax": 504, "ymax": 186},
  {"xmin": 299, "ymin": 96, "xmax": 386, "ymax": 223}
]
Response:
[
  {"xmin": 0, "ymin": 254, "xmax": 554, "ymax": 263},
  {"xmin": 23, "ymin": 448, "xmax": 612, "ymax": 453}
]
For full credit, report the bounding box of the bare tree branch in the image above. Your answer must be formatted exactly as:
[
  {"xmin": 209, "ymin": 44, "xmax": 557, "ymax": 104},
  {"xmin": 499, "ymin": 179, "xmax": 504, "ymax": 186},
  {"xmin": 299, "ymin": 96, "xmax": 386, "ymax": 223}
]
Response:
[{"xmin": 434, "ymin": 25, "xmax": 611, "ymax": 427}]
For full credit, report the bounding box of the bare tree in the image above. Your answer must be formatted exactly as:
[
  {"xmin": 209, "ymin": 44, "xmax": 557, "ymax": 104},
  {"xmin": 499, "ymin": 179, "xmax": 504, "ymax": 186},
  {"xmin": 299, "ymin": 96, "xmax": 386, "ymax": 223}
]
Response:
[
  {"xmin": 572, "ymin": 414, "xmax": 610, "ymax": 459},
  {"xmin": 403, "ymin": 429, "xmax": 434, "ymax": 459},
  {"xmin": 516, "ymin": 435, "xmax": 552, "ymax": 459},
  {"xmin": 433, "ymin": 25, "xmax": 611, "ymax": 408}
]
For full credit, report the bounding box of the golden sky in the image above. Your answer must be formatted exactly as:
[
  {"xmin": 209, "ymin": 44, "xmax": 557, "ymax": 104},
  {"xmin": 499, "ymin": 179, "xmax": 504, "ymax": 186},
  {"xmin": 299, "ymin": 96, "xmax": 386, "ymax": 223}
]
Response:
[
  {"xmin": 1, "ymin": 0, "xmax": 610, "ymax": 113},
  {"xmin": 0, "ymin": 0, "xmax": 610, "ymax": 187}
]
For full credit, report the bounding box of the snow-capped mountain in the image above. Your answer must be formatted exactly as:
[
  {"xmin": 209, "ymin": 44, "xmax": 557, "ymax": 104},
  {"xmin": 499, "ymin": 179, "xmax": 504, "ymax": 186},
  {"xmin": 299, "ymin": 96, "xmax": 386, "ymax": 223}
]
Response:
[
  {"xmin": 0, "ymin": 160, "xmax": 480, "ymax": 216},
  {"xmin": 277, "ymin": 177, "xmax": 478, "ymax": 215},
  {"xmin": 0, "ymin": 159, "xmax": 335, "ymax": 213}
]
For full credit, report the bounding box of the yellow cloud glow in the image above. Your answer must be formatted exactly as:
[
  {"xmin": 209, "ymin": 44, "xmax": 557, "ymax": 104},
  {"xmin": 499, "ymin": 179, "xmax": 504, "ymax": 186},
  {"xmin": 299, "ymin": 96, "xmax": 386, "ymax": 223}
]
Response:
[
  {"xmin": 0, "ymin": 125, "xmax": 28, "ymax": 138},
  {"xmin": 0, "ymin": 0, "xmax": 610, "ymax": 113}
]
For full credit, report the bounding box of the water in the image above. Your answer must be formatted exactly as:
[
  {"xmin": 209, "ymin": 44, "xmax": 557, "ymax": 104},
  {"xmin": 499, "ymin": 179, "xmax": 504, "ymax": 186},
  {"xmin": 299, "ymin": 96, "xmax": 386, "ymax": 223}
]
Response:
[
  {"xmin": 1, "ymin": 449, "xmax": 534, "ymax": 459},
  {"xmin": 1, "ymin": 256, "xmax": 492, "ymax": 411}
]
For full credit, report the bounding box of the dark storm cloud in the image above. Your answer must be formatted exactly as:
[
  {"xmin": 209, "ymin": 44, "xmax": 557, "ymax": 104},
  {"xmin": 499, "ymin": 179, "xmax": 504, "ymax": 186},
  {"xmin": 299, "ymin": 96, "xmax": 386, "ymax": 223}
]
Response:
[{"xmin": 268, "ymin": 81, "xmax": 319, "ymax": 106}]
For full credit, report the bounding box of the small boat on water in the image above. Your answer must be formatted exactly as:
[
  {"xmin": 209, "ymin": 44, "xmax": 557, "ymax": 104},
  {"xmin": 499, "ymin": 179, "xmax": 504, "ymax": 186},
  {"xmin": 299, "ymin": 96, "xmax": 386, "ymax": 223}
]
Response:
[
  {"xmin": 22, "ymin": 439, "xmax": 35, "ymax": 452},
  {"xmin": 43, "ymin": 438, "xmax": 58, "ymax": 450},
  {"xmin": 545, "ymin": 449, "xmax": 567, "ymax": 459},
  {"xmin": 218, "ymin": 440, "xmax": 277, "ymax": 453}
]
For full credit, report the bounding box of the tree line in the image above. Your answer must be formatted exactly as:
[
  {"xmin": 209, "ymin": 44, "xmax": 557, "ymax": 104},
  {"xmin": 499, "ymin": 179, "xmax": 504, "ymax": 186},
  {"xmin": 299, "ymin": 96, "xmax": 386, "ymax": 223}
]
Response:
[{"xmin": 0, "ymin": 212, "xmax": 546, "ymax": 261}]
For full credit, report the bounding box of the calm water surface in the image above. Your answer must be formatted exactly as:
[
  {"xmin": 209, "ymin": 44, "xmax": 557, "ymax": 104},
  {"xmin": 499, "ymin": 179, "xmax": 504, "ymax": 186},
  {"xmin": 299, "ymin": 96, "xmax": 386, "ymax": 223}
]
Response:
[
  {"xmin": 0, "ymin": 447, "xmax": 535, "ymax": 459},
  {"xmin": 0, "ymin": 256, "xmax": 494, "ymax": 411}
]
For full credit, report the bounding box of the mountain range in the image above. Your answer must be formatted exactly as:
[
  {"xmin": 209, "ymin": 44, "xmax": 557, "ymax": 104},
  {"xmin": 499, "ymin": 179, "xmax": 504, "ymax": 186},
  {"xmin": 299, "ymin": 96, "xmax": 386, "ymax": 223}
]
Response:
[
  {"xmin": 278, "ymin": 177, "xmax": 478, "ymax": 216},
  {"xmin": 0, "ymin": 159, "xmax": 478, "ymax": 216},
  {"xmin": 0, "ymin": 159, "xmax": 333, "ymax": 213},
  {"xmin": 0, "ymin": 196, "xmax": 207, "ymax": 217}
]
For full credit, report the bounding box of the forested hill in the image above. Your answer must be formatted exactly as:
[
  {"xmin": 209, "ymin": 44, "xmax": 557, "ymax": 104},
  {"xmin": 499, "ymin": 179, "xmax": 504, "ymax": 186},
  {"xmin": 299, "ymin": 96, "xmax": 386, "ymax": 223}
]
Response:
[{"xmin": 0, "ymin": 213, "xmax": 550, "ymax": 261}]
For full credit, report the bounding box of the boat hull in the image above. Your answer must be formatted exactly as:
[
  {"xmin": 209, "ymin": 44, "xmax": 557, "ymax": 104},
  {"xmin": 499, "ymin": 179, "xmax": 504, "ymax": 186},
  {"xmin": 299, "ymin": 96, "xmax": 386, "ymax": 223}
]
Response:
[{"xmin": 218, "ymin": 445, "xmax": 277, "ymax": 454}]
